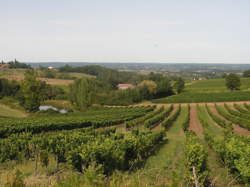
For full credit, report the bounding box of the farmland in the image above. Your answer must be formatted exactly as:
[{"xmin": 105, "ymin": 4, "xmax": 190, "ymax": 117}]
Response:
[
  {"xmin": 153, "ymin": 78, "xmax": 250, "ymax": 103},
  {"xmin": 0, "ymin": 102, "xmax": 249, "ymax": 186},
  {"xmin": 1, "ymin": 66, "xmax": 250, "ymax": 186}
]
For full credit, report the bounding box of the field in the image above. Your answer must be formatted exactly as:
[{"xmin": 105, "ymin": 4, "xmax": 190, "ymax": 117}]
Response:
[
  {"xmin": 0, "ymin": 68, "xmax": 92, "ymax": 86},
  {"xmin": 0, "ymin": 102, "xmax": 249, "ymax": 186},
  {"xmin": 153, "ymin": 78, "xmax": 250, "ymax": 103},
  {"xmin": 1, "ymin": 68, "xmax": 250, "ymax": 186}
]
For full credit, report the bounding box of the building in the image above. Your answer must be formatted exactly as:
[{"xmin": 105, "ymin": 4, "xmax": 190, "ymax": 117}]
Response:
[
  {"xmin": 0, "ymin": 64, "xmax": 9, "ymax": 68},
  {"xmin": 47, "ymin": 66, "xmax": 54, "ymax": 70},
  {"xmin": 117, "ymin": 84, "xmax": 135, "ymax": 90}
]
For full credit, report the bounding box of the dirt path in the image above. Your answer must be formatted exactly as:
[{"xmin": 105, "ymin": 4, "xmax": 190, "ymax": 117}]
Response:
[
  {"xmin": 209, "ymin": 104, "xmax": 250, "ymax": 136},
  {"xmin": 233, "ymin": 124, "xmax": 250, "ymax": 136},
  {"xmin": 188, "ymin": 105, "xmax": 203, "ymax": 137}
]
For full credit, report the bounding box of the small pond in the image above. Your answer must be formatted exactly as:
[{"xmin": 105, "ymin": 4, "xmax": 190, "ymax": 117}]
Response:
[{"xmin": 39, "ymin": 105, "xmax": 68, "ymax": 114}]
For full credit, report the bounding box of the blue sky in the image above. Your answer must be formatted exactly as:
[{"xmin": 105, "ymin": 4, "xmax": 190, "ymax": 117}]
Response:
[{"xmin": 1, "ymin": 0, "xmax": 250, "ymax": 63}]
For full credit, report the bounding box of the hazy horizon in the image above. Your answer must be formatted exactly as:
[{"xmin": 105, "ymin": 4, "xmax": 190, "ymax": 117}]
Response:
[{"xmin": 1, "ymin": 0, "xmax": 250, "ymax": 63}]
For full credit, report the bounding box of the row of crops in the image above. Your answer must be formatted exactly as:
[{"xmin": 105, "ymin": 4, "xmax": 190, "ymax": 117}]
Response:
[
  {"xmin": 0, "ymin": 102, "xmax": 249, "ymax": 186},
  {"xmin": 0, "ymin": 127, "xmax": 165, "ymax": 174},
  {"xmin": 197, "ymin": 104, "xmax": 250, "ymax": 184},
  {"xmin": 0, "ymin": 106, "xmax": 155, "ymax": 138}
]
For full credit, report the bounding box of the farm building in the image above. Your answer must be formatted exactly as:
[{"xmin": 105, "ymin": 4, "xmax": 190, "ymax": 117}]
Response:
[
  {"xmin": 47, "ymin": 66, "xmax": 54, "ymax": 70},
  {"xmin": 117, "ymin": 83, "xmax": 135, "ymax": 90}
]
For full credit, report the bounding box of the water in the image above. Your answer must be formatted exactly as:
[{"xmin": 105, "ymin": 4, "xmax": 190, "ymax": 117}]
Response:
[{"xmin": 39, "ymin": 105, "xmax": 68, "ymax": 114}]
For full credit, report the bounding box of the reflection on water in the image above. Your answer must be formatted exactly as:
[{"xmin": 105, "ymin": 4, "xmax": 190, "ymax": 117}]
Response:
[{"xmin": 39, "ymin": 105, "xmax": 68, "ymax": 113}]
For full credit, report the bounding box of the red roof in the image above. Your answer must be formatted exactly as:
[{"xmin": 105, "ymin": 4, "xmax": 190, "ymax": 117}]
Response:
[{"xmin": 117, "ymin": 84, "xmax": 135, "ymax": 88}]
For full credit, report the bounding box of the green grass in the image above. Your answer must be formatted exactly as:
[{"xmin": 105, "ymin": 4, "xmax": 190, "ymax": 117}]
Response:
[
  {"xmin": 0, "ymin": 103, "xmax": 28, "ymax": 118},
  {"xmin": 127, "ymin": 106, "xmax": 188, "ymax": 186},
  {"xmin": 197, "ymin": 106, "xmax": 242, "ymax": 186},
  {"xmin": 153, "ymin": 78, "xmax": 250, "ymax": 103},
  {"xmin": 186, "ymin": 78, "xmax": 250, "ymax": 92},
  {"xmin": 153, "ymin": 91, "xmax": 250, "ymax": 103}
]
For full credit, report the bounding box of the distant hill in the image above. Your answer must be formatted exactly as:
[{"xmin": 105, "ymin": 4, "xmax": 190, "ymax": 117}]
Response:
[{"xmin": 27, "ymin": 62, "xmax": 250, "ymax": 73}]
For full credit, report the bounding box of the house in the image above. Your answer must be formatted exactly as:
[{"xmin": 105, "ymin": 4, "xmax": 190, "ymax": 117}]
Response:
[
  {"xmin": 117, "ymin": 84, "xmax": 135, "ymax": 90},
  {"xmin": 0, "ymin": 64, "xmax": 9, "ymax": 68},
  {"xmin": 47, "ymin": 66, "xmax": 54, "ymax": 70}
]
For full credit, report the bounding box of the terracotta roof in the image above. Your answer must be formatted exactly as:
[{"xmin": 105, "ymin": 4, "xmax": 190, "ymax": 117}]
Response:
[{"xmin": 117, "ymin": 84, "xmax": 135, "ymax": 88}]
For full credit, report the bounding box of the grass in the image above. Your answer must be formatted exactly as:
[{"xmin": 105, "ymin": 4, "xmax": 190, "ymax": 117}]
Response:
[
  {"xmin": 153, "ymin": 91, "xmax": 250, "ymax": 103},
  {"xmin": 0, "ymin": 103, "xmax": 28, "ymax": 118},
  {"xmin": 126, "ymin": 106, "xmax": 188, "ymax": 186},
  {"xmin": 197, "ymin": 105, "xmax": 242, "ymax": 186},
  {"xmin": 186, "ymin": 78, "xmax": 250, "ymax": 92},
  {"xmin": 153, "ymin": 78, "xmax": 250, "ymax": 103},
  {"xmin": 0, "ymin": 68, "xmax": 75, "ymax": 85}
]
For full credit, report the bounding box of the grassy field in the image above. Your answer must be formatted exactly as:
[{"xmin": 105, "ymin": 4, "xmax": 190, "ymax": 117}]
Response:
[
  {"xmin": 0, "ymin": 68, "xmax": 94, "ymax": 86},
  {"xmin": 0, "ymin": 103, "xmax": 28, "ymax": 118},
  {"xmin": 185, "ymin": 78, "xmax": 250, "ymax": 92},
  {"xmin": 153, "ymin": 78, "xmax": 250, "ymax": 103},
  {"xmin": 153, "ymin": 91, "xmax": 250, "ymax": 103}
]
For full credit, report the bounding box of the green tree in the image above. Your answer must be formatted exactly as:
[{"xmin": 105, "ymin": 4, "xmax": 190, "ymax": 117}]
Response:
[
  {"xmin": 20, "ymin": 70, "xmax": 47, "ymax": 111},
  {"xmin": 69, "ymin": 78, "xmax": 105, "ymax": 109},
  {"xmin": 174, "ymin": 78, "xmax": 185, "ymax": 94},
  {"xmin": 243, "ymin": 70, "xmax": 250, "ymax": 77},
  {"xmin": 225, "ymin": 73, "xmax": 241, "ymax": 91},
  {"xmin": 155, "ymin": 77, "xmax": 173, "ymax": 97}
]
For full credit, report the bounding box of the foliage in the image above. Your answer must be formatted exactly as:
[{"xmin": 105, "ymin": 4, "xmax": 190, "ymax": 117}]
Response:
[
  {"xmin": 215, "ymin": 104, "xmax": 250, "ymax": 130},
  {"xmin": 234, "ymin": 103, "xmax": 250, "ymax": 114},
  {"xmin": 125, "ymin": 105, "xmax": 160, "ymax": 129},
  {"xmin": 182, "ymin": 105, "xmax": 190, "ymax": 131},
  {"xmin": 69, "ymin": 78, "xmax": 109, "ymax": 109},
  {"xmin": 19, "ymin": 70, "xmax": 48, "ymax": 112},
  {"xmin": 225, "ymin": 73, "xmax": 241, "ymax": 91},
  {"xmin": 8, "ymin": 59, "xmax": 31, "ymax": 69},
  {"xmin": 0, "ymin": 128, "xmax": 165, "ymax": 176},
  {"xmin": 162, "ymin": 105, "xmax": 181, "ymax": 129},
  {"xmin": 0, "ymin": 78, "xmax": 20, "ymax": 99},
  {"xmin": 155, "ymin": 77, "xmax": 174, "ymax": 98},
  {"xmin": 205, "ymin": 104, "xmax": 233, "ymax": 130},
  {"xmin": 0, "ymin": 106, "xmax": 153, "ymax": 137},
  {"xmin": 144, "ymin": 105, "xmax": 173, "ymax": 128},
  {"xmin": 184, "ymin": 132, "xmax": 208, "ymax": 186},
  {"xmin": 153, "ymin": 91, "xmax": 250, "ymax": 103},
  {"xmin": 40, "ymin": 149, "xmax": 49, "ymax": 167},
  {"xmin": 174, "ymin": 77, "xmax": 185, "ymax": 94},
  {"xmin": 243, "ymin": 69, "xmax": 250, "ymax": 77},
  {"xmin": 59, "ymin": 65, "xmax": 141, "ymax": 88}
]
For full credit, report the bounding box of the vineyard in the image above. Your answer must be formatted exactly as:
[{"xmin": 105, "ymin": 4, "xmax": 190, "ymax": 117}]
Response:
[{"xmin": 0, "ymin": 103, "xmax": 250, "ymax": 186}]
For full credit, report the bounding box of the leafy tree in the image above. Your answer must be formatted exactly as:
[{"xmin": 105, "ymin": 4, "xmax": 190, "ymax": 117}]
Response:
[
  {"xmin": 225, "ymin": 73, "xmax": 241, "ymax": 91},
  {"xmin": 155, "ymin": 77, "xmax": 173, "ymax": 97},
  {"xmin": 69, "ymin": 78, "xmax": 107, "ymax": 109},
  {"xmin": 0, "ymin": 78, "xmax": 20, "ymax": 98},
  {"xmin": 243, "ymin": 70, "xmax": 250, "ymax": 77},
  {"xmin": 8, "ymin": 59, "xmax": 31, "ymax": 69},
  {"xmin": 138, "ymin": 80, "xmax": 157, "ymax": 99},
  {"xmin": 20, "ymin": 70, "xmax": 47, "ymax": 112},
  {"xmin": 174, "ymin": 77, "xmax": 185, "ymax": 94}
]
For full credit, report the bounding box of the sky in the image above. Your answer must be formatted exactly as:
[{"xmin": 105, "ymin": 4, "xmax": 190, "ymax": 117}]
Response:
[{"xmin": 0, "ymin": 0, "xmax": 250, "ymax": 63}]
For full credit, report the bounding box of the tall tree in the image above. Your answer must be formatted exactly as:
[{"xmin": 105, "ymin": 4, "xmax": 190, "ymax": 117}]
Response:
[
  {"xmin": 155, "ymin": 78, "xmax": 173, "ymax": 97},
  {"xmin": 225, "ymin": 73, "xmax": 241, "ymax": 91},
  {"xmin": 174, "ymin": 77, "xmax": 185, "ymax": 94},
  {"xmin": 243, "ymin": 70, "xmax": 250, "ymax": 77},
  {"xmin": 69, "ymin": 78, "xmax": 106, "ymax": 109},
  {"xmin": 20, "ymin": 70, "xmax": 47, "ymax": 111}
]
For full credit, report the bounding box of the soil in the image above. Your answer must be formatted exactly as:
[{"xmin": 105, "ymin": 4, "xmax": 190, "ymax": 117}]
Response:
[{"xmin": 188, "ymin": 105, "xmax": 203, "ymax": 137}]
